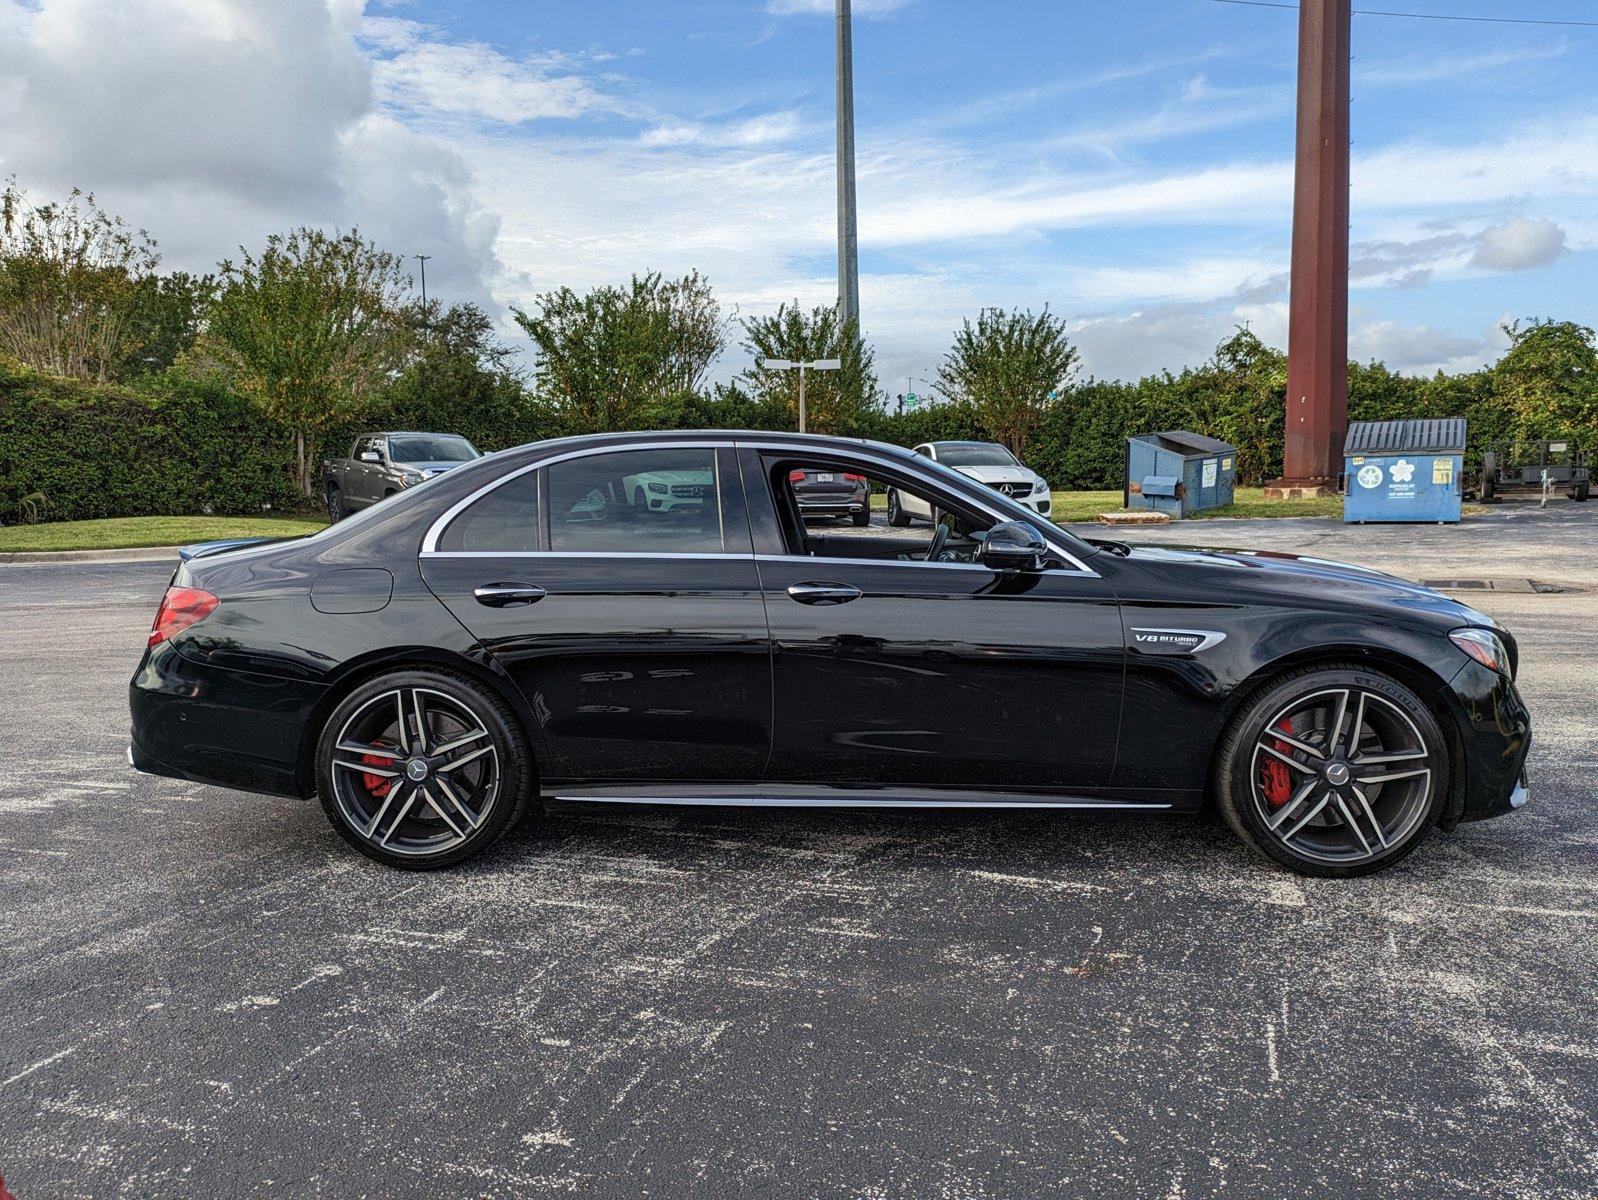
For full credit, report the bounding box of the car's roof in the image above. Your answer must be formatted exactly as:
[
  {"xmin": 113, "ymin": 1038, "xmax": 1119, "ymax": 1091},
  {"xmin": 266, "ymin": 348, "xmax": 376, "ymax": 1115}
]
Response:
[
  {"xmin": 494, "ymin": 430, "xmax": 921, "ymax": 461},
  {"xmin": 929, "ymin": 440, "xmax": 1006, "ymax": 449}
]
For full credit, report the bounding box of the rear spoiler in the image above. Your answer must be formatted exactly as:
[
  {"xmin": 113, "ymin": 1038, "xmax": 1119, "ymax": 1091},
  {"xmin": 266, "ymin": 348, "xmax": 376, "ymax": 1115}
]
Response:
[{"xmin": 178, "ymin": 536, "xmax": 287, "ymax": 562}]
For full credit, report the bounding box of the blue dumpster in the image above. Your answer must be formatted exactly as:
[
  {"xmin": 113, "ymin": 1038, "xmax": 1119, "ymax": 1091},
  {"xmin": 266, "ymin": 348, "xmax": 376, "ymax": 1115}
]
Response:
[
  {"xmin": 1343, "ymin": 418, "xmax": 1465, "ymax": 524},
  {"xmin": 1125, "ymin": 431, "xmax": 1238, "ymax": 517}
]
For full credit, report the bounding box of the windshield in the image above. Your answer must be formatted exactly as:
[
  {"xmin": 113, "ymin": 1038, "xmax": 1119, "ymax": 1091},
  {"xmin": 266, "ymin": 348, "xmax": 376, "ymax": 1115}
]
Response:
[
  {"xmin": 936, "ymin": 443, "xmax": 1019, "ymax": 467},
  {"xmin": 390, "ymin": 435, "xmax": 478, "ymax": 464}
]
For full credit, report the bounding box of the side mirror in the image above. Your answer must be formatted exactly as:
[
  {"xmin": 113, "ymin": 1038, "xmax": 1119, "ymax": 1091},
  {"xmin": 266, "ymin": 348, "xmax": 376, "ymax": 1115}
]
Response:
[
  {"xmin": 980, "ymin": 520, "xmax": 1048, "ymax": 571},
  {"xmin": 359, "ymin": 451, "xmax": 381, "ymax": 463}
]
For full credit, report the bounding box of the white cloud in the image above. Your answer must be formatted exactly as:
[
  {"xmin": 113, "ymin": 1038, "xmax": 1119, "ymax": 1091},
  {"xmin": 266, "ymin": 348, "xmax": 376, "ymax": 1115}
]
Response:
[
  {"xmin": 640, "ymin": 111, "xmax": 806, "ymax": 149},
  {"xmin": 364, "ymin": 16, "xmax": 612, "ymax": 125},
  {"xmin": 1349, "ymin": 319, "xmax": 1488, "ymax": 375},
  {"xmin": 0, "ymin": 0, "xmax": 504, "ymax": 306},
  {"xmin": 1471, "ymin": 218, "xmax": 1567, "ymax": 272}
]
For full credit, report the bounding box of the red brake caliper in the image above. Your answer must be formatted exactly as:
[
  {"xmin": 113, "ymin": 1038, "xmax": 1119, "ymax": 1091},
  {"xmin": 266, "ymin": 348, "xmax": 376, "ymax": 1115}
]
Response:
[
  {"xmin": 1262, "ymin": 717, "xmax": 1294, "ymax": 807},
  {"xmin": 360, "ymin": 743, "xmax": 396, "ymax": 798}
]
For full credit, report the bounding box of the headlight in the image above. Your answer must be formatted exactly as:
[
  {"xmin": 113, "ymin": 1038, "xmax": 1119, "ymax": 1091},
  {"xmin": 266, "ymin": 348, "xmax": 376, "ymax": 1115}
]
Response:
[
  {"xmin": 649, "ymin": 482, "xmax": 668, "ymax": 494},
  {"xmin": 1033, "ymin": 479, "xmax": 1048, "ymax": 494},
  {"xmin": 1449, "ymin": 627, "xmax": 1511, "ymax": 677}
]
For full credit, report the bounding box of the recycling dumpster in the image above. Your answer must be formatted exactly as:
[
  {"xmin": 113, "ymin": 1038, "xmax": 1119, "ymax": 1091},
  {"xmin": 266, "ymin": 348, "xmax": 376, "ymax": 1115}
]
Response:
[
  {"xmin": 1343, "ymin": 418, "xmax": 1465, "ymax": 524},
  {"xmin": 1124, "ymin": 431, "xmax": 1237, "ymax": 518}
]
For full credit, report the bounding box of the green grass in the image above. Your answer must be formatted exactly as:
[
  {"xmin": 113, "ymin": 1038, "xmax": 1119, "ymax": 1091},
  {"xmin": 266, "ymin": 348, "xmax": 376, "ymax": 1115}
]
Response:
[
  {"xmin": 0, "ymin": 514, "xmax": 328, "ymax": 553},
  {"xmin": 874, "ymin": 488, "xmax": 1344, "ymax": 522}
]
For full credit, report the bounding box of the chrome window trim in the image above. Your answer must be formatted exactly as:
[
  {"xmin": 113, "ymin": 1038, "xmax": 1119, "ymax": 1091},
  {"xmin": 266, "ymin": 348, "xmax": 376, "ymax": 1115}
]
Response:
[
  {"xmin": 422, "ymin": 439, "xmax": 725, "ymax": 555},
  {"xmin": 419, "ymin": 435, "xmax": 1099, "ymax": 576}
]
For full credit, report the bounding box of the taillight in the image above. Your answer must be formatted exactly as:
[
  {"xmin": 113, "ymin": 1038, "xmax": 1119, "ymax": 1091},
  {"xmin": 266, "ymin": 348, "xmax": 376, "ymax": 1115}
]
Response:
[
  {"xmin": 843, "ymin": 473, "xmax": 866, "ymax": 482},
  {"xmin": 148, "ymin": 586, "xmax": 219, "ymax": 647},
  {"xmin": 788, "ymin": 469, "xmax": 807, "ymax": 483}
]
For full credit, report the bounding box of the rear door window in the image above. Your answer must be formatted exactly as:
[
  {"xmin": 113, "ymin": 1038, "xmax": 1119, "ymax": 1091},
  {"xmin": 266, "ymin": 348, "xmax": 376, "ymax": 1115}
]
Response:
[{"xmin": 546, "ymin": 449, "xmax": 725, "ymax": 554}]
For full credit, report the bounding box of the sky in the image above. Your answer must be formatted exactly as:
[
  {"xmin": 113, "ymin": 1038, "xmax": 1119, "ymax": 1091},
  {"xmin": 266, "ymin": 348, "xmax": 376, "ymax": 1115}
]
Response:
[{"xmin": 1, "ymin": 0, "xmax": 1594, "ymax": 393}]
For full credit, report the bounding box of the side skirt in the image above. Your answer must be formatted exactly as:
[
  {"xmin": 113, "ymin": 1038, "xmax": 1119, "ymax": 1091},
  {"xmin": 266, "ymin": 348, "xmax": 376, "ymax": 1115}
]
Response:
[{"xmin": 545, "ymin": 782, "xmax": 1181, "ymax": 811}]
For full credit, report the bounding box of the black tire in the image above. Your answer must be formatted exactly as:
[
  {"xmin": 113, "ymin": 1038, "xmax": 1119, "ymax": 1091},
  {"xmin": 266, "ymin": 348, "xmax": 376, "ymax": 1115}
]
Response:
[
  {"xmin": 1572, "ymin": 480, "xmax": 1590, "ymax": 502},
  {"xmin": 1214, "ymin": 663, "xmax": 1447, "ymax": 878},
  {"xmin": 315, "ymin": 668, "xmax": 535, "ymax": 869},
  {"xmin": 633, "ymin": 487, "xmax": 646, "ymax": 510},
  {"xmin": 852, "ymin": 506, "xmax": 871, "ymax": 527},
  {"xmin": 326, "ymin": 486, "xmax": 346, "ymax": 523},
  {"xmin": 887, "ymin": 489, "xmax": 911, "ymax": 527}
]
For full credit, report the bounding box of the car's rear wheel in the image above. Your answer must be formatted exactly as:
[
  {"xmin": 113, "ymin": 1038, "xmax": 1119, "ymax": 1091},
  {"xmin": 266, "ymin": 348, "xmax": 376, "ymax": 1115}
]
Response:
[
  {"xmin": 326, "ymin": 486, "xmax": 346, "ymax": 522},
  {"xmin": 887, "ymin": 489, "xmax": 911, "ymax": 527},
  {"xmin": 315, "ymin": 668, "xmax": 534, "ymax": 869},
  {"xmin": 1215, "ymin": 664, "xmax": 1447, "ymax": 877},
  {"xmin": 851, "ymin": 506, "xmax": 870, "ymax": 527}
]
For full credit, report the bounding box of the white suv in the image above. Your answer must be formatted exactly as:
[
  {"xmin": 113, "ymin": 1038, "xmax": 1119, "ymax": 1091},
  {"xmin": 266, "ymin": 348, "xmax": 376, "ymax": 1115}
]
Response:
[{"xmin": 888, "ymin": 441, "xmax": 1051, "ymax": 525}]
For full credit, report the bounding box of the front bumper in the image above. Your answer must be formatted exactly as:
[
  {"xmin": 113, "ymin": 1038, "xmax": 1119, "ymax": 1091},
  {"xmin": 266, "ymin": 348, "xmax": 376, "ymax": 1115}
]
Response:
[{"xmin": 1446, "ymin": 659, "xmax": 1532, "ymax": 823}]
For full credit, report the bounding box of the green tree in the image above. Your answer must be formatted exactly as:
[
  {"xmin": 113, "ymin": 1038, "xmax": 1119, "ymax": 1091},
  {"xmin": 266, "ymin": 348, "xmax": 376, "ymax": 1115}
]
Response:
[
  {"xmin": 936, "ymin": 306, "xmax": 1079, "ymax": 456},
  {"xmin": 513, "ymin": 271, "xmax": 729, "ymax": 434},
  {"xmin": 1494, "ymin": 318, "xmax": 1597, "ymax": 441},
  {"xmin": 738, "ymin": 302, "xmax": 877, "ymax": 435},
  {"xmin": 197, "ymin": 228, "xmax": 412, "ymax": 497},
  {"xmin": 0, "ymin": 179, "xmax": 160, "ymax": 382},
  {"xmin": 116, "ymin": 270, "xmax": 216, "ymax": 379}
]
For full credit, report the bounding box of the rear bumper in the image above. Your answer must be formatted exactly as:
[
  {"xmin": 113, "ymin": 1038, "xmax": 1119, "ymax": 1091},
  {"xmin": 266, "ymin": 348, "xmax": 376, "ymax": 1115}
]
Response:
[
  {"xmin": 1446, "ymin": 660, "xmax": 1532, "ymax": 823},
  {"xmin": 129, "ymin": 640, "xmax": 323, "ymax": 799},
  {"xmin": 797, "ymin": 496, "xmax": 866, "ymax": 516}
]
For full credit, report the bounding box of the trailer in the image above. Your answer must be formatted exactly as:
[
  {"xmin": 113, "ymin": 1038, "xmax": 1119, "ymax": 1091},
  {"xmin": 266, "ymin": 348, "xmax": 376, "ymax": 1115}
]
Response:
[{"xmin": 1473, "ymin": 440, "xmax": 1589, "ymax": 504}]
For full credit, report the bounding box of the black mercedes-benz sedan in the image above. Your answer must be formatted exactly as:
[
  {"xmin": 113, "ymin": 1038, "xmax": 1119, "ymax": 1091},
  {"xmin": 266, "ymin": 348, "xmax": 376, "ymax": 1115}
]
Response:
[{"xmin": 129, "ymin": 431, "xmax": 1530, "ymax": 877}]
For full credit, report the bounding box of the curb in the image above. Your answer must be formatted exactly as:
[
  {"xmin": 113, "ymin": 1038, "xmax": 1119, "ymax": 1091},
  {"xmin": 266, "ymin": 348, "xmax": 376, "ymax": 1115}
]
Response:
[{"xmin": 0, "ymin": 545, "xmax": 183, "ymax": 565}]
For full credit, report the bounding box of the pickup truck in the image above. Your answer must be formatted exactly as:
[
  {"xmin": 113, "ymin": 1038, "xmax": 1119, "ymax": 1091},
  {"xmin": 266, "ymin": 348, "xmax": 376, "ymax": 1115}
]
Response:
[{"xmin": 323, "ymin": 431, "xmax": 481, "ymax": 521}]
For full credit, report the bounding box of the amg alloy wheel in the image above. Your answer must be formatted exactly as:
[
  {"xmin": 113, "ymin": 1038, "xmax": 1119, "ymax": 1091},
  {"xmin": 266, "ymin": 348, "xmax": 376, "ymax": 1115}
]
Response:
[
  {"xmin": 315, "ymin": 669, "xmax": 532, "ymax": 868},
  {"xmin": 887, "ymin": 489, "xmax": 911, "ymax": 527},
  {"xmin": 1217, "ymin": 666, "xmax": 1446, "ymax": 876}
]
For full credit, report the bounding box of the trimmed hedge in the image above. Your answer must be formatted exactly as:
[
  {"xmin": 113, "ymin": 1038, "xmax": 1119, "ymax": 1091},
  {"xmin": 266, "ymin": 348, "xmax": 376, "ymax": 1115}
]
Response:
[
  {"xmin": 1, "ymin": 335, "xmax": 1587, "ymax": 523},
  {"xmin": 0, "ymin": 361, "xmax": 301, "ymax": 521}
]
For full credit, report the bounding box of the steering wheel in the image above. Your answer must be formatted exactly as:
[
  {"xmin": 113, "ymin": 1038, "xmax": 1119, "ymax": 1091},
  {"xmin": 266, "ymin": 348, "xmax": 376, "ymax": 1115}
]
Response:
[{"xmin": 925, "ymin": 518, "xmax": 951, "ymax": 562}]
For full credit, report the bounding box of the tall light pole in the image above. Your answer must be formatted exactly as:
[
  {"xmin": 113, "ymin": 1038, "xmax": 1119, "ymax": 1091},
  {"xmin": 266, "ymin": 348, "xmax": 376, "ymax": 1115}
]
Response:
[
  {"xmin": 1272, "ymin": 0, "xmax": 1351, "ymax": 496},
  {"xmin": 835, "ymin": 0, "xmax": 860, "ymax": 333},
  {"xmin": 760, "ymin": 357, "xmax": 842, "ymax": 433},
  {"xmin": 413, "ymin": 253, "xmax": 432, "ymax": 308}
]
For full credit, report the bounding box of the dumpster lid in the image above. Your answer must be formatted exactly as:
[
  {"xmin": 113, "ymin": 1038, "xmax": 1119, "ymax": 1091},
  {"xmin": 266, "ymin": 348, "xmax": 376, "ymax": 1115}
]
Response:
[
  {"xmin": 1344, "ymin": 418, "xmax": 1466, "ymax": 456},
  {"xmin": 1127, "ymin": 430, "xmax": 1235, "ymax": 456}
]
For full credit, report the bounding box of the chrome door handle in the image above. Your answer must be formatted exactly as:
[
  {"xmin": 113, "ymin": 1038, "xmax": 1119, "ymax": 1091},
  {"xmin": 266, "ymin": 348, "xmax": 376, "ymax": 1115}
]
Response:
[
  {"xmin": 787, "ymin": 581, "xmax": 862, "ymax": 606},
  {"xmin": 473, "ymin": 583, "xmax": 547, "ymax": 608}
]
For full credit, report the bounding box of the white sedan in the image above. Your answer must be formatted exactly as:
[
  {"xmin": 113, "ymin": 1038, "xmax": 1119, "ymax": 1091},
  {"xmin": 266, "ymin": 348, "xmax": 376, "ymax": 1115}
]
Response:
[{"xmin": 888, "ymin": 441, "xmax": 1051, "ymax": 525}]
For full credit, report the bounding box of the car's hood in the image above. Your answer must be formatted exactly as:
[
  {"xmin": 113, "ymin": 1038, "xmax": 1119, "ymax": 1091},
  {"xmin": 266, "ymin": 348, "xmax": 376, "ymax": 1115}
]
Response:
[
  {"xmin": 954, "ymin": 464, "xmax": 1034, "ymax": 483},
  {"xmin": 399, "ymin": 459, "xmax": 473, "ymax": 475},
  {"xmin": 1111, "ymin": 541, "xmax": 1502, "ymax": 630}
]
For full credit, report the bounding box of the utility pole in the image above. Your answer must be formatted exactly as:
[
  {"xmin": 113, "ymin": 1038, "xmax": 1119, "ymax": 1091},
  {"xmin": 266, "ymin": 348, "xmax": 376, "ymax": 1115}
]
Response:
[
  {"xmin": 1270, "ymin": 0, "xmax": 1351, "ymax": 497},
  {"xmin": 835, "ymin": 0, "xmax": 860, "ymax": 334}
]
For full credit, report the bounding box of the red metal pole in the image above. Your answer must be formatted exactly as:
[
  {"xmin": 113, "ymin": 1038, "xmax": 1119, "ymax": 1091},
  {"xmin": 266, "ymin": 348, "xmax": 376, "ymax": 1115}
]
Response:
[{"xmin": 1274, "ymin": 0, "xmax": 1350, "ymax": 494}]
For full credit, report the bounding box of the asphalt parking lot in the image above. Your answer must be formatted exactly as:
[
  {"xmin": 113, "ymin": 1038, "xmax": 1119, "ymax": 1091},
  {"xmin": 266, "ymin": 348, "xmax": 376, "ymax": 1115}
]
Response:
[{"xmin": 2, "ymin": 509, "xmax": 1595, "ymax": 1198}]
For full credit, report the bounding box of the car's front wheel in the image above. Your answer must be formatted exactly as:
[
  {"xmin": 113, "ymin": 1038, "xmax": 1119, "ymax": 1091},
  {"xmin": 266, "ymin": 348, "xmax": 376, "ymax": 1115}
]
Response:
[
  {"xmin": 1215, "ymin": 664, "xmax": 1447, "ymax": 877},
  {"xmin": 315, "ymin": 668, "xmax": 534, "ymax": 869}
]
